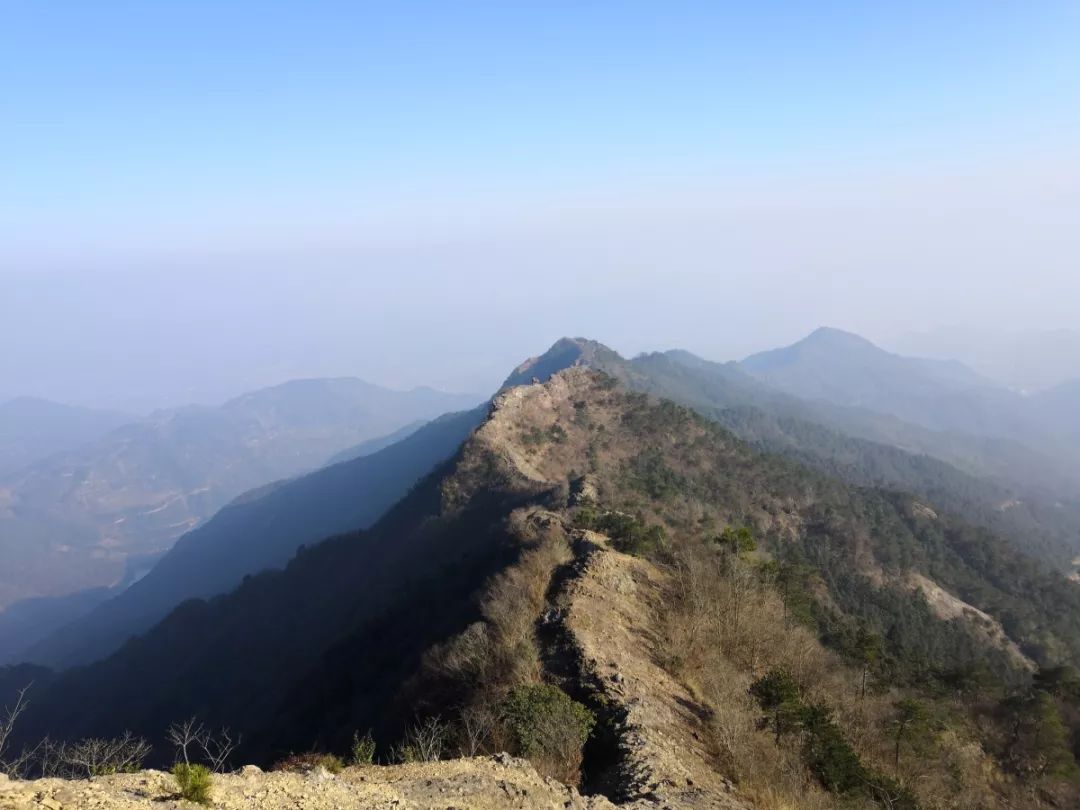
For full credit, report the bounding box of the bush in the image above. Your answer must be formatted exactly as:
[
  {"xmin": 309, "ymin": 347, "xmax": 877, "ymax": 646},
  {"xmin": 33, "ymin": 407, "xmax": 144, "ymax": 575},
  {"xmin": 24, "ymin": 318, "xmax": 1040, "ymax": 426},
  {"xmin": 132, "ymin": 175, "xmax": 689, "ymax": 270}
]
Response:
[
  {"xmin": 714, "ymin": 526, "xmax": 756, "ymax": 555},
  {"xmin": 394, "ymin": 716, "xmax": 448, "ymax": 763},
  {"xmin": 173, "ymin": 762, "xmax": 212, "ymax": 805},
  {"xmin": 271, "ymin": 752, "xmax": 344, "ymax": 774},
  {"xmin": 574, "ymin": 508, "xmax": 666, "ymax": 557},
  {"xmin": 500, "ymin": 683, "xmax": 595, "ymax": 784},
  {"xmin": 350, "ymin": 730, "xmax": 376, "ymax": 765}
]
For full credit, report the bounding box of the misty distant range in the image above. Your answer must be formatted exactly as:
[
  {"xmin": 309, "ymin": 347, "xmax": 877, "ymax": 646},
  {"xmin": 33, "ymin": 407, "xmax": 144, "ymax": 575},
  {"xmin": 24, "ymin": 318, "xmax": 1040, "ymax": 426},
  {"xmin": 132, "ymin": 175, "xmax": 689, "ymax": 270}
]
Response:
[{"xmin": 3, "ymin": 326, "xmax": 1080, "ymax": 669}]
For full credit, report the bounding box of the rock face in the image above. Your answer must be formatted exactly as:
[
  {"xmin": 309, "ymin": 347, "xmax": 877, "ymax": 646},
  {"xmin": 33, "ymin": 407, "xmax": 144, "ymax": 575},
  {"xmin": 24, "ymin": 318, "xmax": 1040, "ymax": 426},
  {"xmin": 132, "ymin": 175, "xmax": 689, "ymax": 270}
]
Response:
[{"xmin": 0, "ymin": 756, "xmax": 616, "ymax": 809}]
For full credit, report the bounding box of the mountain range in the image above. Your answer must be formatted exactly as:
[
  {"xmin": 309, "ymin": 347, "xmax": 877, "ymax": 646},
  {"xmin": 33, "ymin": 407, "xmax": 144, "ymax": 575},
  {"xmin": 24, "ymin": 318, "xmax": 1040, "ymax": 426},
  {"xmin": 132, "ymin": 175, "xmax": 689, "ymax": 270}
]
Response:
[
  {"xmin": 4, "ymin": 331, "xmax": 1080, "ymax": 807},
  {"xmin": 0, "ymin": 397, "xmax": 131, "ymax": 477},
  {"xmin": 0, "ymin": 379, "xmax": 478, "ymax": 660},
  {"xmin": 741, "ymin": 327, "xmax": 1080, "ymax": 472}
]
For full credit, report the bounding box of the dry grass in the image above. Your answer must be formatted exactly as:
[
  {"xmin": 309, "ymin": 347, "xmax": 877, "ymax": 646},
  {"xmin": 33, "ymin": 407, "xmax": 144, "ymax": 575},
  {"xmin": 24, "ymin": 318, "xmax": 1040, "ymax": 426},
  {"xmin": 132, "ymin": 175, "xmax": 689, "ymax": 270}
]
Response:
[
  {"xmin": 656, "ymin": 540, "xmax": 1007, "ymax": 810},
  {"xmin": 421, "ymin": 513, "xmax": 578, "ymax": 779}
]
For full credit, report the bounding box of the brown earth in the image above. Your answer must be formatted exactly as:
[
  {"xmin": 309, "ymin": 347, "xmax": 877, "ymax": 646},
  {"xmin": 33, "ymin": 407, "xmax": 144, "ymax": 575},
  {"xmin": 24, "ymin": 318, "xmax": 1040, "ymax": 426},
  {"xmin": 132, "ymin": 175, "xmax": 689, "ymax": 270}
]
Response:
[{"xmin": 0, "ymin": 756, "xmax": 615, "ymax": 809}]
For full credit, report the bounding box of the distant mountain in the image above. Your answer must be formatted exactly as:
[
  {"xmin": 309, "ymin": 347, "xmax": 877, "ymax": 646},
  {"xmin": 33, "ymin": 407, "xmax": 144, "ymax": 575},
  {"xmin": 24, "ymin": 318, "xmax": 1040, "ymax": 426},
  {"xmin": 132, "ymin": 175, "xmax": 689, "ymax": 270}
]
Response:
[
  {"xmin": 1032, "ymin": 379, "xmax": 1080, "ymax": 444},
  {"xmin": 742, "ymin": 327, "xmax": 1005, "ymax": 421},
  {"xmin": 0, "ymin": 397, "xmax": 131, "ymax": 476},
  {"xmin": 740, "ymin": 328, "xmax": 1080, "ymax": 462},
  {"xmin": 323, "ymin": 420, "xmax": 427, "ymax": 466},
  {"xmin": 17, "ymin": 407, "xmax": 487, "ymax": 668},
  {"xmin": 894, "ymin": 326, "xmax": 1080, "ymax": 392},
  {"xmin": 15, "ymin": 334, "xmax": 1080, "ymax": 675},
  {"xmin": 0, "ymin": 379, "xmax": 479, "ymax": 613}
]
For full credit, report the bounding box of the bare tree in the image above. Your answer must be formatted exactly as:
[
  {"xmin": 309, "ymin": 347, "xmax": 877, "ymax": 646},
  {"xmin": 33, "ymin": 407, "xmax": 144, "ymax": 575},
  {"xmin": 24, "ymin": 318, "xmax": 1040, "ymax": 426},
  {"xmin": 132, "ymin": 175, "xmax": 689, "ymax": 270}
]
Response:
[
  {"xmin": 166, "ymin": 717, "xmax": 205, "ymax": 766},
  {"xmin": 36, "ymin": 737, "xmax": 66, "ymax": 778},
  {"xmin": 61, "ymin": 732, "xmax": 151, "ymax": 778},
  {"xmin": 166, "ymin": 717, "xmax": 241, "ymax": 773},
  {"xmin": 199, "ymin": 726, "xmax": 240, "ymax": 773},
  {"xmin": 0, "ymin": 684, "xmax": 32, "ymax": 777},
  {"xmin": 457, "ymin": 705, "xmax": 496, "ymax": 757},
  {"xmin": 401, "ymin": 716, "xmax": 448, "ymax": 762}
]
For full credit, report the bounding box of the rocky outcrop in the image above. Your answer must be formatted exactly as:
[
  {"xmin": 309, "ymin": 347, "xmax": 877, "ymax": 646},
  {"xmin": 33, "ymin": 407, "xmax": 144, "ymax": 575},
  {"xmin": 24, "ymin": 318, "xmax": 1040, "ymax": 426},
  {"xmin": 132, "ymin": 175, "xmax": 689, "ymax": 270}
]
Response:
[
  {"xmin": 547, "ymin": 533, "xmax": 748, "ymax": 810},
  {"xmin": 0, "ymin": 756, "xmax": 615, "ymax": 809}
]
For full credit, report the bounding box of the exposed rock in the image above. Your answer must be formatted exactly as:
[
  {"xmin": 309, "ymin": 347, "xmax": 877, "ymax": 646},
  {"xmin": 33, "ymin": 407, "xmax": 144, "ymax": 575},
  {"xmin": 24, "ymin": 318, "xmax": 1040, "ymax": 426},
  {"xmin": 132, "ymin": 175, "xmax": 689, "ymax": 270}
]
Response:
[
  {"xmin": 907, "ymin": 572, "xmax": 1034, "ymax": 670},
  {"xmin": 0, "ymin": 757, "xmax": 616, "ymax": 809}
]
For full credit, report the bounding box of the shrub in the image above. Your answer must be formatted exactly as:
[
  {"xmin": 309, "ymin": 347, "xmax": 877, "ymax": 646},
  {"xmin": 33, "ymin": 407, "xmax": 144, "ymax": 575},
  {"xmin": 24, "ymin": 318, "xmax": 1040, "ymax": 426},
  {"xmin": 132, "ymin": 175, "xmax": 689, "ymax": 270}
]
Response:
[
  {"xmin": 500, "ymin": 683, "xmax": 595, "ymax": 784},
  {"xmin": 350, "ymin": 730, "xmax": 376, "ymax": 765},
  {"xmin": 173, "ymin": 762, "xmax": 212, "ymax": 805},
  {"xmin": 396, "ymin": 716, "xmax": 448, "ymax": 762},
  {"xmin": 575, "ymin": 508, "xmax": 666, "ymax": 557},
  {"xmin": 271, "ymin": 752, "xmax": 344, "ymax": 774},
  {"xmin": 714, "ymin": 526, "xmax": 756, "ymax": 555}
]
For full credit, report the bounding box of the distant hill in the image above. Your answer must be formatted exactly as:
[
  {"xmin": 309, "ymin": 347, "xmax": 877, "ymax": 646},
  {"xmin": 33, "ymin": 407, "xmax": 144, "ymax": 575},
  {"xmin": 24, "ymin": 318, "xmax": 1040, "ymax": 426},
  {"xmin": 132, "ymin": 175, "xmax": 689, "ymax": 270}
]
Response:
[
  {"xmin": 741, "ymin": 327, "xmax": 1011, "ymax": 426},
  {"xmin": 740, "ymin": 327, "xmax": 1080, "ymax": 473},
  {"xmin": 1032, "ymin": 379, "xmax": 1080, "ymax": 445},
  {"xmin": 17, "ymin": 406, "xmax": 487, "ymax": 668},
  {"xmin": 0, "ymin": 379, "xmax": 479, "ymax": 613},
  {"xmin": 894, "ymin": 326, "xmax": 1080, "ymax": 392},
  {"xmin": 0, "ymin": 397, "xmax": 131, "ymax": 477},
  {"xmin": 323, "ymin": 420, "xmax": 427, "ymax": 466}
]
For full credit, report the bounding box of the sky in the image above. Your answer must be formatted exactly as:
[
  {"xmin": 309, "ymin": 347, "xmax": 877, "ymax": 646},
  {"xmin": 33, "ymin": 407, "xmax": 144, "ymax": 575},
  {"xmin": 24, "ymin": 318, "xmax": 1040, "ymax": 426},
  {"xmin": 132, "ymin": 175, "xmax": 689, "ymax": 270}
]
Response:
[{"xmin": 2, "ymin": 2, "xmax": 1079, "ymax": 411}]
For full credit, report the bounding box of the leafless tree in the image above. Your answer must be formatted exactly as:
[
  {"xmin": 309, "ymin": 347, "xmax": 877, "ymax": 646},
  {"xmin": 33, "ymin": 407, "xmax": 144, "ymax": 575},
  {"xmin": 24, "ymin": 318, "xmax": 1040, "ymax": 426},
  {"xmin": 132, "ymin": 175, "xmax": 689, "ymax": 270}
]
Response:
[
  {"xmin": 457, "ymin": 705, "xmax": 496, "ymax": 757},
  {"xmin": 166, "ymin": 717, "xmax": 240, "ymax": 772},
  {"xmin": 36, "ymin": 737, "xmax": 66, "ymax": 778},
  {"xmin": 61, "ymin": 732, "xmax": 151, "ymax": 778},
  {"xmin": 166, "ymin": 717, "xmax": 205, "ymax": 766},
  {"xmin": 0, "ymin": 684, "xmax": 32, "ymax": 777},
  {"xmin": 403, "ymin": 715, "xmax": 448, "ymax": 762},
  {"xmin": 199, "ymin": 726, "xmax": 240, "ymax": 773},
  {"xmin": 0, "ymin": 685, "xmax": 30, "ymax": 760}
]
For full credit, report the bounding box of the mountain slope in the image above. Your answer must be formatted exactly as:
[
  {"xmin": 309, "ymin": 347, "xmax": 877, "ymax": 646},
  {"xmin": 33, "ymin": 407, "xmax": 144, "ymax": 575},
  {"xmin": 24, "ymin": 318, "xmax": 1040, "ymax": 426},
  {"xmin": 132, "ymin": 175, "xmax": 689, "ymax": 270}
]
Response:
[
  {"xmin": 8, "ymin": 367, "xmax": 1080, "ymax": 806},
  {"xmin": 322, "ymin": 420, "xmax": 426, "ymax": 466},
  {"xmin": 0, "ymin": 379, "xmax": 478, "ymax": 612},
  {"xmin": 7, "ymin": 370, "xmax": 1078, "ymax": 745},
  {"xmin": 0, "ymin": 397, "xmax": 131, "ymax": 477},
  {"xmin": 18, "ymin": 406, "xmax": 487, "ymax": 668},
  {"xmin": 508, "ymin": 339, "xmax": 1080, "ymax": 568}
]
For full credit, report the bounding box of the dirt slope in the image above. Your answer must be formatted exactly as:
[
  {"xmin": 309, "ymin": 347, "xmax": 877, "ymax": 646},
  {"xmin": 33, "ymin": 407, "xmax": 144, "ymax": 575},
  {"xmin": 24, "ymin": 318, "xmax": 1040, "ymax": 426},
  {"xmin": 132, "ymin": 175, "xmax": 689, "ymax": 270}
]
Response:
[{"xmin": 0, "ymin": 756, "xmax": 615, "ymax": 809}]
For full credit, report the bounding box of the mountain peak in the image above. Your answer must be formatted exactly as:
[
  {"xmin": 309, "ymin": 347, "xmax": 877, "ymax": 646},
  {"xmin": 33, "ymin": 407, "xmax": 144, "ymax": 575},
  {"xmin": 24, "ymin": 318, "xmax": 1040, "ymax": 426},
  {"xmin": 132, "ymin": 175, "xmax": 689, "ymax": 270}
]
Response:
[
  {"xmin": 500, "ymin": 337, "xmax": 620, "ymax": 390},
  {"xmin": 804, "ymin": 326, "xmax": 878, "ymax": 348}
]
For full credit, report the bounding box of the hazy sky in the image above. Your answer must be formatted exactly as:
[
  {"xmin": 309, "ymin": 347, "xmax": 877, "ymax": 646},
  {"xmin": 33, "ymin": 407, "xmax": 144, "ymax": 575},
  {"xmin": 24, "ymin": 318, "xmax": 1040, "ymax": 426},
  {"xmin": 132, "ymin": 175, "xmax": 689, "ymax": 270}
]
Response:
[{"xmin": 3, "ymin": 3, "xmax": 1079, "ymax": 411}]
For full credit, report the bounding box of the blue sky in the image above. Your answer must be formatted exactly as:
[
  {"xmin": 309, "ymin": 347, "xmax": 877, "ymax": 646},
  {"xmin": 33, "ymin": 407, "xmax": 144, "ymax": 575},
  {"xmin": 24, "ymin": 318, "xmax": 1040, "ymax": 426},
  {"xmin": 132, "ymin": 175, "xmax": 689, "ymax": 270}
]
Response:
[{"xmin": 2, "ymin": 3, "xmax": 1079, "ymax": 408}]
